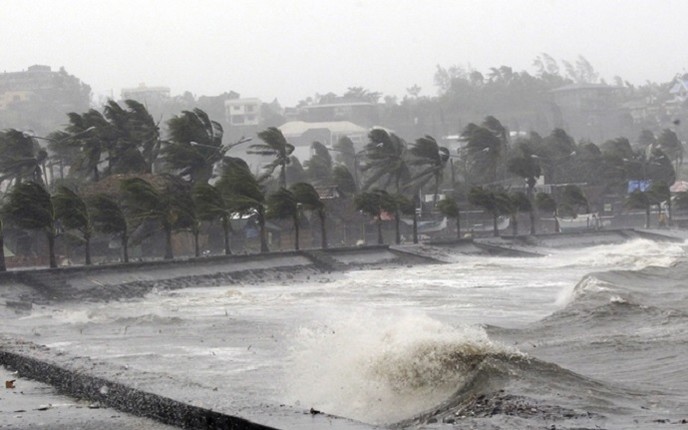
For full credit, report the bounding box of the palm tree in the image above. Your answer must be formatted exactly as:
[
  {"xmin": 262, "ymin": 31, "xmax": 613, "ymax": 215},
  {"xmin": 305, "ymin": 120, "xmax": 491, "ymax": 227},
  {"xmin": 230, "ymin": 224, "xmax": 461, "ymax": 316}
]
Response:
[
  {"xmin": 409, "ymin": 135, "xmax": 450, "ymax": 203},
  {"xmin": 535, "ymin": 192, "xmax": 559, "ymax": 233},
  {"xmin": 193, "ymin": 183, "xmax": 234, "ymax": 255},
  {"xmin": 460, "ymin": 124, "xmax": 502, "ymax": 185},
  {"xmin": 657, "ymin": 128, "xmax": 683, "ymax": 172},
  {"xmin": 304, "ymin": 141, "xmax": 333, "ymax": 185},
  {"xmin": 626, "ymin": 190, "xmax": 651, "ymax": 228},
  {"xmin": 163, "ymin": 108, "xmax": 225, "ymax": 184},
  {"xmin": 291, "ymin": 182, "xmax": 327, "ymax": 249},
  {"xmin": 217, "ymin": 157, "xmax": 269, "ymax": 253},
  {"xmin": 332, "ymin": 165, "xmax": 357, "ymax": 196},
  {"xmin": 4, "ymin": 181, "xmax": 58, "ymax": 268},
  {"xmin": 249, "ymin": 127, "xmax": 295, "ymax": 188},
  {"xmin": 354, "ymin": 189, "xmax": 395, "ymax": 245},
  {"xmin": 506, "ymin": 191, "xmax": 532, "ymax": 236},
  {"xmin": 53, "ymin": 185, "xmax": 94, "ymax": 265},
  {"xmin": 468, "ymin": 186, "xmax": 509, "ymax": 237},
  {"xmin": 0, "ymin": 218, "xmax": 6, "ymax": 272},
  {"xmin": 0, "ymin": 129, "xmax": 48, "ymax": 187},
  {"xmin": 267, "ymin": 187, "xmax": 300, "ymax": 250},
  {"xmin": 65, "ymin": 109, "xmax": 114, "ymax": 182},
  {"xmin": 88, "ymin": 194, "xmax": 130, "ymax": 263},
  {"xmin": 120, "ymin": 176, "xmax": 195, "ymax": 260},
  {"xmin": 361, "ymin": 129, "xmax": 410, "ymax": 193},
  {"xmin": 507, "ymin": 142, "xmax": 541, "ymax": 234},
  {"xmin": 437, "ymin": 197, "xmax": 461, "ymax": 239}
]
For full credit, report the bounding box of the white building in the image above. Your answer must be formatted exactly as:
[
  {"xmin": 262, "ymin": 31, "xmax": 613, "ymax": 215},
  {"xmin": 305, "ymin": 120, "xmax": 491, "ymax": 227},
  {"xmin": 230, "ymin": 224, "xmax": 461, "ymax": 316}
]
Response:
[
  {"xmin": 120, "ymin": 83, "xmax": 170, "ymax": 104},
  {"xmin": 225, "ymin": 98, "xmax": 262, "ymax": 126}
]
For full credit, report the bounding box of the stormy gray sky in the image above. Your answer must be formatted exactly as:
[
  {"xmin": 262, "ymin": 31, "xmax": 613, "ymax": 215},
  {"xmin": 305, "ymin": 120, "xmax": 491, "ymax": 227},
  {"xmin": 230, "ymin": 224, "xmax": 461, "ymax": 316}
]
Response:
[{"xmin": 4, "ymin": 0, "xmax": 687, "ymax": 105}]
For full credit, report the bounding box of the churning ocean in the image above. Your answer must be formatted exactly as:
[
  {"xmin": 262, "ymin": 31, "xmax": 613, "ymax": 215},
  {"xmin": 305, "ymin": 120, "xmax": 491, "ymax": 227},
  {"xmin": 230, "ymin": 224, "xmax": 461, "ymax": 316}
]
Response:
[{"xmin": 3, "ymin": 238, "xmax": 687, "ymax": 429}]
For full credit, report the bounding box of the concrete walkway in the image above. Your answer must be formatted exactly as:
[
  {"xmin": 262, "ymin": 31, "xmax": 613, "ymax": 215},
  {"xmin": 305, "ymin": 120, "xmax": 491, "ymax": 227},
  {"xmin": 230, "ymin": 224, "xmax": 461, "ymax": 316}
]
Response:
[{"xmin": 0, "ymin": 366, "xmax": 177, "ymax": 430}]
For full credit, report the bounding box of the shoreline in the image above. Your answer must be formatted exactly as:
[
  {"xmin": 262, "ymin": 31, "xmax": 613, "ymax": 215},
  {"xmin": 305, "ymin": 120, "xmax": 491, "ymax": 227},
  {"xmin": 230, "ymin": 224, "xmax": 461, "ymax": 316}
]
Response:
[{"xmin": 0, "ymin": 229, "xmax": 685, "ymax": 429}]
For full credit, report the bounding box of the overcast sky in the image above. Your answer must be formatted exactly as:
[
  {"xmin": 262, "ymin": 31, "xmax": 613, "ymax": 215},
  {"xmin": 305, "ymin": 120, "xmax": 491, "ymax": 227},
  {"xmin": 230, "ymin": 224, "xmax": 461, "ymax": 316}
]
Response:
[{"xmin": 4, "ymin": 0, "xmax": 688, "ymax": 105}]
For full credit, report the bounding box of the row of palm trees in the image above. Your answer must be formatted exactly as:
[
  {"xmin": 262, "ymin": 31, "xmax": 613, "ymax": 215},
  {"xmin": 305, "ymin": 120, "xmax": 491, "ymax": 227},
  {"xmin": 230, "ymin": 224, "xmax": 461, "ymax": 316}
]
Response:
[{"xmin": 0, "ymin": 100, "xmax": 683, "ymax": 270}]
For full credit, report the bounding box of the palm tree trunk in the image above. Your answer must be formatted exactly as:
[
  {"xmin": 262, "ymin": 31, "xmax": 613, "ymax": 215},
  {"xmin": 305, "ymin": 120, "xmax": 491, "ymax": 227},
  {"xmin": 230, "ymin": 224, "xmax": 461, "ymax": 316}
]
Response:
[
  {"xmin": 511, "ymin": 214, "xmax": 518, "ymax": 236},
  {"xmin": 194, "ymin": 229, "xmax": 200, "ymax": 257},
  {"xmin": 492, "ymin": 213, "xmax": 499, "ymax": 237},
  {"xmin": 84, "ymin": 234, "xmax": 92, "ymax": 265},
  {"xmin": 280, "ymin": 163, "xmax": 287, "ymax": 188},
  {"xmin": 164, "ymin": 226, "xmax": 173, "ymax": 260},
  {"xmin": 319, "ymin": 210, "xmax": 327, "ymax": 249},
  {"xmin": 222, "ymin": 217, "xmax": 232, "ymax": 255},
  {"xmin": 528, "ymin": 185, "xmax": 536, "ymax": 235},
  {"xmin": 645, "ymin": 206, "xmax": 651, "ymax": 229},
  {"xmin": 456, "ymin": 215, "xmax": 461, "ymax": 240},
  {"xmin": 0, "ymin": 228, "xmax": 6, "ymax": 272},
  {"xmin": 47, "ymin": 230, "xmax": 57, "ymax": 268},
  {"xmin": 122, "ymin": 232, "xmax": 129, "ymax": 263},
  {"xmin": 376, "ymin": 215, "xmax": 383, "ymax": 245},
  {"xmin": 395, "ymin": 209, "xmax": 401, "ymax": 244},
  {"xmin": 93, "ymin": 165, "xmax": 100, "ymax": 182},
  {"xmin": 413, "ymin": 211, "xmax": 418, "ymax": 244},
  {"xmin": 293, "ymin": 215, "xmax": 300, "ymax": 251},
  {"xmin": 258, "ymin": 216, "xmax": 269, "ymax": 253}
]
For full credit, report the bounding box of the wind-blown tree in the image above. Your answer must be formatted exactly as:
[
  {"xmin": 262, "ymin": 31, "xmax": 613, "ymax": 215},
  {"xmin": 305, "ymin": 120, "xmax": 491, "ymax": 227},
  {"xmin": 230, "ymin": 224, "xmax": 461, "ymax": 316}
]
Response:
[
  {"xmin": 4, "ymin": 181, "xmax": 58, "ymax": 268},
  {"xmin": 657, "ymin": 128, "xmax": 683, "ymax": 172},
  {"xmin": 409, "ymin": 135, "xmax": 450, "ymax": 203},
  {"xmin": 507, "ymin": 140, "xmax": 541, "ymax": 234},
  {"xmin": 560, "ymin": 184, "xmax": 590, "ymax": 216},
  {"xmin": 332, "ymin": 165, "xmax": 357, "ymax": 196},
  {"xmin": 625, "ymin": 190, "xmax": 652, "ymax": 228},
  {"xmin": 267, "ymin": 187, "xmax": 301, "ymax": 251},
  {"xmin": 120, "ymin": 176, "xmax": 195, "ymax": 260},
  {"xmin": 88, "ymin": 194, "xmax": 130, "ymax": 263},
  {"xmin": 291, "ymin": 182, "xmax": 327, "ymax": 249},
  {"xmin": 535, "ymin": 192, "xmax": 559, "ymax": 232},
  {"xmin": 468, "ymin": 186, "xmax": 510, "ymax": 237},
  {"xmin": 648, "ymin": 181, "xmax": 672, "ymax": 224},
  {"xmin": 217, "ymin": 157, "xmax": 269, "ymax": 253},
  {"xmin": 163, "ymin": 108, "xmax": 225, "ymax": 184},
  {"xmin": 53, "ymin": 185, "xmax": 94, "ymax": 265},
  {"xmin": 459, "ymin": 124, "xmax": 502, "ymax": 185},
  {"xmin": 65, "ymin": 109, "xmax": 116, "ymax": 182},
  {"xmin": 102, "ymin": 100, "xmax": 152, "ymax": 174},
  {"xmin": 304, "ymin": 141, "xmax": 333, "ymax": 185},
  {"xmin": 354, "ymin": 189, "xmax": 396, "ymax": 245},
  {"xmin": 333, "ymin": 136, "xmax": 357, "ymax": 184},
  {"xmin": 505, "ymin": 191, "xmax": 532, "ymax": 236},
  {"xmin": 249, "ymin": 127, "xmax": 295, "ymax": 188},
  {"xmin": 437, "ymin": 197, "xmax": 461, "ymax": 239},
  {"xmin": 193, "ymin": 183, "xmax": 234, "ymax": 255},
  {"xmin": 285, "ymin": 156, "xmax": 308, "ymax": 185},
  {"xmin": 0, "ymin": 129, "xmax": 48, "ymax": 186},
  {"xmin": 361, "ymin": 129, "xmax": 410, "ymax": 193}
]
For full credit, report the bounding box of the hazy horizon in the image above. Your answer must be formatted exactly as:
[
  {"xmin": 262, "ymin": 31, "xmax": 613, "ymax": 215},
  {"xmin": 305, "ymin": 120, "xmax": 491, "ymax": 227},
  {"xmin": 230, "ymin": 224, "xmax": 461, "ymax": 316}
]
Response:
[{"xmin": 5, "ymin": 0, "xmax": 688, "ymax": 105}]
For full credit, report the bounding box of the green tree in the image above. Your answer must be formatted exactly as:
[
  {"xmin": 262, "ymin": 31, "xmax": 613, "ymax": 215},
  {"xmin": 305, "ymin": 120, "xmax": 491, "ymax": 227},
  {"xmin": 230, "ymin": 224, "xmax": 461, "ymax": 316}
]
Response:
[
  {"xmin": 163, "ymin": 108, "xmax": 225, "ymax": 184},
  {"xmin": 507, "ymin": 140, "xmax": 541, "ymax": 234},
  {"xmin": 657, "ymin": 128, "xmax": 683, "ymax": 172},
  {"xmin": 249, "ymin": 127, "xmax": 295, "ymax": 188},
  {"xmin": 409, "ymin": 135, "xmax": 450, "ymax": 203},
  {"xmin": 304, "ymin": 141, "xmax": 333, "ymax": 185},
  {"xmin": 193, "ymin": 183, "xmax": 234, "ymax": 255},
  {"xmin": 88, "ymin": 194, "xmax": 130, "ymax": 263},
  {"xmin": 217, "ymin": 157, "xmax": 269, "ymax": 253},
  {"xmin": 361, "ymin": 129, "xmax": 410, "ymax": 193},
  {"xmin": 267, "ymin": 187, "xmax": 300, "ymax": 250},
  {"xmin": 0, "ymin": 129, "xmax": 48, "ymax": 186},
  {"xmin": 505, "ymin": 191, "xmax": 532, "ymax": 236},
  {"xmin": 53, "ymin": 185, "xmax": 94, "ymax": 265},
  {"xmin": 468, "ymin": 186, "xmax": 509, "ymax": 237},
  {"xmin": 332, "ymin": 165, "xmax": 357, "ymax": 196},
  {"xmin": 291, "ymin": 182, "xmax": 327, "ymax": 249},
  {"xmin": 459, "ymin": 124, "xmax": 502, "ymax": 185},
  {"xmin": 560, "ymin": 185, "xmax": 590, "ymax": 216},
  {"xmin": 535, "ymin": 192, "xmax": 559, "ymax": 232},
  {"xmin": 437, "ymin": 196, "xmax": 461, "ymax": 239},
  {"xmin": 354, "ymin": 189, "xmax": 395, "ymax": 245},
  {"xmin": 120, "ymin": 176, "xmax": 195, "ymax": 260},
  {"xmin": 4, "ymin": 181, "xmax": 57, "ymax": 268},
  {"xmin": 625, "ymin": 190, "xmax": 652, "ymax": 228}
]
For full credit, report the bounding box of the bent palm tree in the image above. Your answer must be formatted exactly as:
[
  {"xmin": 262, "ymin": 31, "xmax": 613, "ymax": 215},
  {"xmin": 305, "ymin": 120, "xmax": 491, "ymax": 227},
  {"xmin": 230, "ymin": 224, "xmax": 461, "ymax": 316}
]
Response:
[
  {"xmin": 267, "ymin": 188, "xmax": 300, "ymax": 250},
  {"xmin": 88, "ymin": 194, "xmax": 130, "ymax": 263},
  {"xmin": 437, "ymin": 197, "xmax": 461, "ymax": 239},
  {"xmin": 354, "ymin": 189, "xmax": 395, "ymax": 245},
  {"xmin": 193, "ymin": 183, "xmax": 235, "ymax": 255},
  {"xmin": 409, "ymin": 135, "xmax": 450, "ymax": 203},
  {"xmin": 249, "ymin": 127, "xmax": 294, "ymax": 188},
  {"xmin": 362, "ymin": 129, "xmax": 410, "ymax": 193},
  {"xmin": 0, "ymin": 129, "xmax": 48, "ymax": 186},
  {"xmin": 53, "ymin": 185, "xmax": 94, "ymax": 265},
  {"xmin": 291, "ymin": 182, "xmax": 327, "ymax": 249},
  {"xmin": 4, "ymin": 182, "xmax": 58, "ymax": 268},
  {"xmin": 217, "ymin": 157, "xmax": 269, "ymax": 253}
]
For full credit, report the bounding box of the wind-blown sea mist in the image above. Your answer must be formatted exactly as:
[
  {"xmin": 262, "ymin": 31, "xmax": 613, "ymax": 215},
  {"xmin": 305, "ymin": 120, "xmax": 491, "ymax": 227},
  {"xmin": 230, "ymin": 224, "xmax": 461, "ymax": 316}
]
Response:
[{"xmin": 2, "ymin": 238, "xmax": 687, "ymax": 429}]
